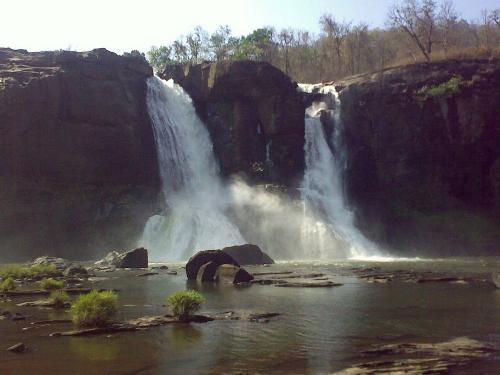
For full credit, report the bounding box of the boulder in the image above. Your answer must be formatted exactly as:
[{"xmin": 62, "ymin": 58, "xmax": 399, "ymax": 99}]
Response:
[
  {"xmin": 32, "ymin": 256, "xmax": 69, "ymax": 271},
  {"xmin": 196, "ymin": 261, "xmax": 219, "ymax": 282},
  {"xmin": 185, "ymin": 250, "xmax": 239, "ymax": 280},
  {"xmin": 222, "ymin": 244, "xmax": 274, "ymax": 265},
  {"xmin": 215, "ymin": 264, "xmax": 254, "ymax": 284},
  {"xmin": 95, "ymin": 248, "xmax": 148, "ymax": 268},
  {"xmin": 6, "ymin": 343, "xmax": 27, "ymax": 353},
  {"xmin": 63, "ymin": 265, "xmax": 88, "ymax": 277}
]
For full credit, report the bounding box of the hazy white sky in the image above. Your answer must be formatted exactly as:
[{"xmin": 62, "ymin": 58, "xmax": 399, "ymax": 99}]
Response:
[{"xmin": 1, "ymin": 0, "xmax": 498, "ymax": 54}]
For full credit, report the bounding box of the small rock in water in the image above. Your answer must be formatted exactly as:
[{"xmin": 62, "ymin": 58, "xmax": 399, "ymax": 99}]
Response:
[
  {"xmin": 63, "ymin": 265, "xmax": 88, "ymax": 277},
  {"xmin": 6, "ymin": 343, "xmax": 27, "ymax": 353},
  {"xmin": 136, "ymin": 272, "xmax": 159, "ymax": 277},
  {"xmin": 11, "ymin": 312, "xmax": 26, "ymax": 321}
]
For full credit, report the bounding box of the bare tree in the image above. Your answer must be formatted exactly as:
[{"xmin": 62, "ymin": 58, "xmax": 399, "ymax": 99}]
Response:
[
  {"xmin": 490, "ymin": 9, "xmax": 500, "ymax": 29},
  {"xmin": 438, "ymin": 0, "xmax": 459, "ymax": 56},
  {"xmin": 278, "ymin": 29, "xmax": 295, "ymax": 75},
  {"xmin": 388, "ymin": 0, "xmax": 438, "ymax": 61},
  {"xmin": 320, "ymin": 15, "xmax": 351, "ymax": 74}
]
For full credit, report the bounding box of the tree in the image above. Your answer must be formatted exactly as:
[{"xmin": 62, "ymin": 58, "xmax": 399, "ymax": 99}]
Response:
[
  {"xmin": 278, "ymin": 28, "xmax": 295, "ymax": 75},
  {"xmin": 438, "ymin": 0, "xmax": 459, "ymax": 56},
  {"xmin": 388, "ymin": 0, "xmax": 438, "ymax": 61},
  {"xmin": 320, "ymin": 15, "xmax": 351, "ymax": 74},
  {"xmin": 147, "ymin": 45, "xmax": 172, "ymax": 72},
  {"xmin": 186, "ymin": 26, "xmax": 208, "ymax": 63},
  {"xmin": 210, "ymin": 25, "xmax": 234, "ymax": 61}
]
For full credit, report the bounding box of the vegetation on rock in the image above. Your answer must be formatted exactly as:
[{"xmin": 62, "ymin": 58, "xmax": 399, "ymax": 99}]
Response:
[
  {"xmin": 50, "ymin": 290, "xmax": 70, "ymax": 308},
  {"xmin": 39, "ymin": 278, "xmax": 65, "ymax": 291},
  {"xmin": 71, "ymin": 290, "xmax": 118, "ymax": 327},
  {"xmin": 167, "ymin": 290, "xmax": 204, "ymax": 320},
  {"xmin": 0, "ymin": 264, "xmax": 61, "ymax": 280},
  {"xmin": 0, "ymin": 277, "xmax": 15, "ymax": 292},
  {"xmin": 417, "ymin": 76, "xmax": 463, "ymax": 99}
]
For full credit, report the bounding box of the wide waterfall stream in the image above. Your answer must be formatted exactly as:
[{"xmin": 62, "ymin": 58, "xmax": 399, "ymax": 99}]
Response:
[{"xmin": 141, "ymin": 77, "xmax": 381, "ymax": 261}]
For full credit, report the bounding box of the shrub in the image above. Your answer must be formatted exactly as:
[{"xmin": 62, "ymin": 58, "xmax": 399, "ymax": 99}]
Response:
[
  {"xmin": 167, "ymin": 290, "xmax": 204, "ymax": 320},
  {"xmin": 39, "ymin": 278, "xmax": 65, "ymax": 291},
  {"xmin": 50, "ymin": 290, "xmax": 70, "ymax": 308},
  {"xmin": 71, "ymin": 290, "xmax": 118, "ymax": 327},
  {"xmin": 30, "ymin": 264, "xmax": 61, "ymax": 278},
  {"xmin": 417, "ymin": 76, "xmax": 462, "ymax": 100},
  {"xmin": 0, "ymin": 277, "xmax": 15, "ymax": 292}
]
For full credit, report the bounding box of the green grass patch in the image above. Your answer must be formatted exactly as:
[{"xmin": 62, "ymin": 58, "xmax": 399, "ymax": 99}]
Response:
[
  {"xmin": 0, "ymin": 264, "xmax": 61, "ymax": 280},
  {"xmin": 0, "ymin": 277, "xmax": 15, "ymax": 292},
  {"xmin": 39, "ymin": 277, "xmax": 65, "ymax": 291},
  {"xmin": 167, "ymin": 290, "xmax": 204, "ymax": 320},
  {"xmin": 71, "ymin": 290, "xmax": 118, "ymax": 327},
  {"xmin": 49, "ymin": 290, "xmax": 70, "ymax": 308},
  {"xmin": 417, "ymin": 76, "xmax": 462, "ymax": 100}
]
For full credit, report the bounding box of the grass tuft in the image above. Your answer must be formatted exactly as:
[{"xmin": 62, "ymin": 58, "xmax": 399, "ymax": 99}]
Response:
[
  {"xmin": 0, "ymin": 277, "xmax": 15, "ymax": 292},
  {"xmin": 49, "ymin": 290, "xmax": 70, "ymax": 308},
  {"xmin": 167, "ymin": 290, "xmax": 204, "ymax": 320},
  {"xmin": 71, "ymin": 290, "xmax": 118, "ymax": 327},
  {"xmin": 39, "ymin": 278, "xmax": 65, "ymax": 291}
]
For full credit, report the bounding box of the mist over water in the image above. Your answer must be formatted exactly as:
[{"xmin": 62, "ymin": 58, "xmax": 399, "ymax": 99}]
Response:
[{"xmin": 141, "ymin": 77, "xmax": 381, "ymax": 261}]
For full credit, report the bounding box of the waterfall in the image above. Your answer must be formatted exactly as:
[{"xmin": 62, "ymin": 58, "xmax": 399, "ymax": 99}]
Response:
[
  {"xmin": 300, "ymin": 84, "xmax": 380, "ymax": 258},
  {"xmin": 140, "ymin": 77, "xmax": 245, "ymax": 261}
]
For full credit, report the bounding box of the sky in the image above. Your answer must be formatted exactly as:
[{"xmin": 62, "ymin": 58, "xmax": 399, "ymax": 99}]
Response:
[{"xmin": 1, "ymin": 0, "xmax": 498, "ymax": 54}]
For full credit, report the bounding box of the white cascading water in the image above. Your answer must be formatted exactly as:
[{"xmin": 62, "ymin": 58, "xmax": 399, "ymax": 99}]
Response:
[
  {"xmin": 140, "ymin": 77, "xmax": 245, "ymax": 261},
  {"xmin": 300, "ymin": 83, "xmax": 380, "ymax": 258}
]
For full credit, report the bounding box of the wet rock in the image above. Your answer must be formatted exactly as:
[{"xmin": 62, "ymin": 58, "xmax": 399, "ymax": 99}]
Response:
[
  {"xmin": 196, "ymin": 262, "xmax": 219, "ymax": 282},
  {"xmin": 166, "ymin": 271, "xmax": 178, "ymax": 275},
  {"xmin": 185, "ymin": 250, "xmax": 239, "ymax": 280},
  {"xmin": 32, "ymin": 256, "xmax": 68, "ymax": 271},
  {"xmin": 492, "ymin": 273, "xmax": 500, "ymax": 288},
  {"xmin": 95, "ymin": 248, "xmax": 148, "ymax": 269},
  {"xmin": 274, "ymin": 281, "xmax": 342, "ymax": 288},
  {"xmin": 221, "ymin": 244, "xmax": 274, "ymax": 265},
  {"xmin": 63, "ymin": 265, "xmax": 88, "ymax": 277},
  {"xmin": 6, "ymin": 343, "xmax": 27, "ymax": 353},
  {"xmin": 214, "ymin": 264, "xmax": 254, "ymax": 284},
  {"xmin": 151, "ymin": 265, "xmax": 168, "ymax": 270},
  {"xmin": 11, "ymin": 312, "xmax": 26, "ymax": 321},
  {"xmin": 136, "ymin": 272, "xmax": 159, "ymax": 277},
  {"xmin": 334, "ymin": 337, "xmax": 496, "ymax": 375}
]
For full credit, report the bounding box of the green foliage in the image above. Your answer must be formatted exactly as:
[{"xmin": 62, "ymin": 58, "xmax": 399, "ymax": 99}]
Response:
[
  {"xmin": 0, "ymin": 264, "xmax": 60, "ymax": 280},
  {"xmin": 39, "ymin": 277, "xmax": 65, "ymax": 291},
  {"xmin": 147, "ymin": 45, "xmax": 173, "ymax": 72},
  {"xmin": 417, "ymin": 77, "xmax": 463, "ymax": 99},
  {"xmin": 71, "ymin": 290, "xmax": 118, "ymax": 327},
  {"xmin": 0, "ymin": 277, "xmax": 15, "ymax": 292},
  {"xmin": 167, "ymin": 290, "xmax": 204, "ymax": 320},
  {"xmin": 50, "ymin": 290, "xmax": 70, "ymax": 308}
]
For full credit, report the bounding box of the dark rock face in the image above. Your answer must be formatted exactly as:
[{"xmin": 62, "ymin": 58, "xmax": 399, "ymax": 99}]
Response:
[
  {"xmin": 185, "ymin": 250, "xmax": 240, "ymax": 280},
  {"xmin": 221, "ymin": 244, "xmax": 274, "ymax": 265},
  {"xmin": 338, "ymin": 59, "xmax": 500, "ymax": 255},
  {"xmin": 162, "ymin": 61, "xmax": 305, "ymax": 186},
  {"xmin": 0, "ymin": 48, "xmax": 159, "ymax": 261}
]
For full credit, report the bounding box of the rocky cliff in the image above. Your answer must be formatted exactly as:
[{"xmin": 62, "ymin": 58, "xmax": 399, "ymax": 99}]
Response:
[
  {"xmin": 337, "ymin": 59, "xmax": 500, "ymax": 256},
  {"xmin": 0, "ymin": 48, "xmax": 159, "ymax": 261},
  {"xmin": 162, "ymin": 61, "xmax": 305, "ymax": 186}
]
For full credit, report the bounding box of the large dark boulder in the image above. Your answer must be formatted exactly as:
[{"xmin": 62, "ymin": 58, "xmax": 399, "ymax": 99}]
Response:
[
  {"xmin": 95, "ymin": 247, "xmax": 148, "ymax": 268},
  {"xmin": 221, "ymin": 244, "xmax": 274, "ymax": 265},
  {"xmin": 337, "ymin": 59, "xmax": 500, "ymax": 256},
  {"xmin": 0, "ymin": 48, "xmax": 160, "ymax": 261},
  {"xmin": 185, "ymin": 250, "xmax": 240, "ymax": 280},
  {"xmin": 196, "ymin": 261, "xmax": 219, "ymax": 282},
  {"xmin": 162, "ymin": 61, "xmax": 305, "ymax": 186}
]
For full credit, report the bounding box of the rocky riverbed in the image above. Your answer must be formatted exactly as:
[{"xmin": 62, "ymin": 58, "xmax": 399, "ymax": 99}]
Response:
[{"xmin": 1, "ymin": 257, "xmax": 499, "ymax": 374}]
